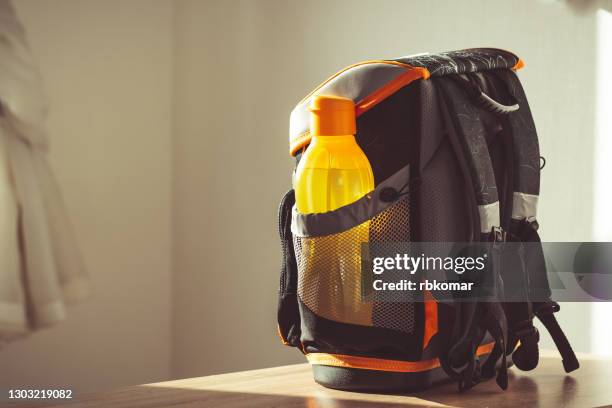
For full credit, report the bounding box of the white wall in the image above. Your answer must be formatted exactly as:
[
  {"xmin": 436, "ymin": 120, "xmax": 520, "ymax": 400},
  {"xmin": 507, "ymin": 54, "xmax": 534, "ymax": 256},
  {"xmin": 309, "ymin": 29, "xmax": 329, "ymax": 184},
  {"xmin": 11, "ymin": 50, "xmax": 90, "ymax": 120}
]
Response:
[
  {"xmin": 0, "ymin": 0, "xmax": 174, "ymax": 392},
  {"xmin": 591, "ymin": 8, "xmax": 612, "ymax": 355},
  {"xmin": 0, "ymin": 0, "xmax": 602, "ymax": 391},
  {"xmin": 171, "ymin": 0, "xmax": 599, "ymax": 378},
  {"xmin": 171, "ymin": 0, "xmax": 293, "ymax": 378}
]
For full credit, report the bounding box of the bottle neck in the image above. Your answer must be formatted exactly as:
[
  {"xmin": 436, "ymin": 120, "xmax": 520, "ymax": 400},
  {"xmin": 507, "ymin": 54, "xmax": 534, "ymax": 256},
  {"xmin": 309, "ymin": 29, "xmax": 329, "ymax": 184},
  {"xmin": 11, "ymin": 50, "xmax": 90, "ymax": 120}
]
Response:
[{"xmin": 311, "ymin": 134, "xmax": 356, "ymax": 144}]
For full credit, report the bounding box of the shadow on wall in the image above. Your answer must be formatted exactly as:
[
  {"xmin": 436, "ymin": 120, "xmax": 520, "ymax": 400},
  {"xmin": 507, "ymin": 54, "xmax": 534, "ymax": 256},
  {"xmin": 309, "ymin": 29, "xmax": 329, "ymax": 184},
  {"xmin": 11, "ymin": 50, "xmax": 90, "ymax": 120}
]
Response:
[{"xmin": 565, "ymin": 0, "xmax": 612, "ymax": 13}]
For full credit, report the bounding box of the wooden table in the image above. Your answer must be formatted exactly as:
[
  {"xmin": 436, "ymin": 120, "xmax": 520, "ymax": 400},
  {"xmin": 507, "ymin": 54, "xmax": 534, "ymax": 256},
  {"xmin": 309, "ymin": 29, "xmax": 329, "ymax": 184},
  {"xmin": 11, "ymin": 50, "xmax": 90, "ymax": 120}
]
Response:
[{"xmin": 12, "ymin": 351, "xmax": 612, "ymax": 408}]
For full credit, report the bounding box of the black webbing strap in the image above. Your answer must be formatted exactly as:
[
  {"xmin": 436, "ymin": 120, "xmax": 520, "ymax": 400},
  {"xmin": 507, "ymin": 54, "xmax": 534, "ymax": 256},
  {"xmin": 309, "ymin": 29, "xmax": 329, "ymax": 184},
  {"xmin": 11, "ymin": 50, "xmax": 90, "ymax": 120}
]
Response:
[
  {"xmin": 510, "ymin": 212, "xmax": 550, "ymax": 300},
  {"xmin": 492, "ymin": 70, "xmax": 540, "ymax": 195},
  {"xmin": 445, "ymin": 301, "xmax": 509, "ymax": 392},
  {"xmin": 480, "ymin": 302, "xmax": 509, "ymax": 390},
  {"xmin": 534, "ymin": 301, "xmax": 580, "ymax": 373}
]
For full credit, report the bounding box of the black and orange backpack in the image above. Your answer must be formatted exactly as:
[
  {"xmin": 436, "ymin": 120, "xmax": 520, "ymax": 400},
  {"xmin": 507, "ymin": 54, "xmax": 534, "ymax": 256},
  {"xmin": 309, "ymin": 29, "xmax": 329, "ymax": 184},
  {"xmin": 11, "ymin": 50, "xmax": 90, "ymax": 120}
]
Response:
[{"xmin": 277, "ymin": 48, "xmax": 578, "ymax": 392}]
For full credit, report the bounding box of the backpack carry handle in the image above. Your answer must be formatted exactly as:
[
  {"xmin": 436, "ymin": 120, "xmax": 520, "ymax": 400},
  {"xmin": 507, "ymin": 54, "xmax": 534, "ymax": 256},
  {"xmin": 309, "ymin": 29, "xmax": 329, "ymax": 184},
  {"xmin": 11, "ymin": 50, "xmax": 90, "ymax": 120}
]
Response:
[
  {"xmin": 476, "ymin": 91, "xmax": 519, "ymax": 114},
  {"xmin": 451, "ymin": 75, "xmax": 519, "ymax": 115}
]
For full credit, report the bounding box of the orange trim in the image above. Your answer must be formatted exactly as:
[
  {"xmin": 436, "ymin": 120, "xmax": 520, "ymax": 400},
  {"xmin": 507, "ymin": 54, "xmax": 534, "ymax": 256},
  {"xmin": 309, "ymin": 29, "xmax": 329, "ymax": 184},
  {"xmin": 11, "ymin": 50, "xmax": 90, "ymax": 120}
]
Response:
[
  {"xmin": 277, "ymin": 325, "xmax": 289, "ymax": 346},
  {"xmin": 289, "ymin": 64, "xmax": 430, "ymax": 156},
  {"xmin": 422, "ymin": 291, "xmax": 438, "ymax": 349},
  {"xmin": 306, "ymin": 342, "xmax": 495, "ymax": 373},
  {"xmin": 289, "ymin": 132, "xmax": 312, "ymax": 156},
  {"xmin": 298, "ymin": 60, "xmax": 423, "ymax": 105},
  {"xmin": 355, "ymin": 67, "xmax": 429, "ymax": 117},
  {"xmin": 513, "ymin": 58, "xmax": 525, "ymax": 71}
]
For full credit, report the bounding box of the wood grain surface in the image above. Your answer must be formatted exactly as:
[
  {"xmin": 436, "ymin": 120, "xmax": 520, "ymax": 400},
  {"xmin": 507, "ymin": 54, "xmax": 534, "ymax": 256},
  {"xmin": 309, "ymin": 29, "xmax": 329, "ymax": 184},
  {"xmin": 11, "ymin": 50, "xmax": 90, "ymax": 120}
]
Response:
[{"xmin": 7, "ymin": 351, "xmax": 612, "ymax": 408}]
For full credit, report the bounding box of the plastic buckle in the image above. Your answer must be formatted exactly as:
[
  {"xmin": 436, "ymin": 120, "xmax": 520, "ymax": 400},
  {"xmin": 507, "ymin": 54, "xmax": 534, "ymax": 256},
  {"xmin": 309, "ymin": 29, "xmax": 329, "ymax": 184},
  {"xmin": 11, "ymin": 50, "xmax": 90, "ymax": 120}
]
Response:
[
  {"xmin": 379, "ymin": 187, "xmax": 399, "ymax": 203},
  {"xmin": 515, "ymin": 326, "xmax": 539, "ymax": 341},
  {"xmin": 491, "ymin": 226, "xmax": 506, "ymax": 243},
  {"xmin": 525, "ymin": 216, "xmax": 540, "ymax": 231},
  {"xmin": 535, "ymin": 301, "xmax": 560, "ymax": 317}
]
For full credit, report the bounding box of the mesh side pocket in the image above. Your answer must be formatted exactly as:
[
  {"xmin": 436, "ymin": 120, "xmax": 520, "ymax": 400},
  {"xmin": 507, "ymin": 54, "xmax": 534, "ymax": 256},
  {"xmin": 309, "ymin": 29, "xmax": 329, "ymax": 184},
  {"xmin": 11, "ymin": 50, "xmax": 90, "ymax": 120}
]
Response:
[
  {"xmin": 295, "ymin": 196, "xmax": 415, "ymax": 333},
  {"xmin": 370, "ymin": 197, "xmax": 415, "ymax": 334}
]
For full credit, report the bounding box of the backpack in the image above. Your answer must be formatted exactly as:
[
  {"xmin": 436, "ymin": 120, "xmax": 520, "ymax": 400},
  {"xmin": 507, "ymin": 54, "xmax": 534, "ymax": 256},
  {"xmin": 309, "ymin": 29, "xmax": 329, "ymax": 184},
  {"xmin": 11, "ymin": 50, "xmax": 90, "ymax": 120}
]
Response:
[{"xmin": 277, "ymin": 48, "xmax": 579, "ymax": 392}]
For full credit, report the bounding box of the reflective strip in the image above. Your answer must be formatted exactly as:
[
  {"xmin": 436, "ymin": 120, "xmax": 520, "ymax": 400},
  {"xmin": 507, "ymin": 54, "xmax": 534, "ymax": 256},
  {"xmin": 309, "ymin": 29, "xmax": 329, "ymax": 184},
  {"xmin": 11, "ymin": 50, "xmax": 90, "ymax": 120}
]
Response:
[
  {"xmin": 478, "ymin": 201, "xmax": 500, "ymax": 233},
  {"xmin": 306, "ymin": 342, "xmax": 495, "ymax": 373},
  {"xmin": 512, "ymin": 192, "xmax": 538, "ymax": 220},
  {"xmin": 291, "ymin": 164, "xmax": 410, "ymax": 237}
]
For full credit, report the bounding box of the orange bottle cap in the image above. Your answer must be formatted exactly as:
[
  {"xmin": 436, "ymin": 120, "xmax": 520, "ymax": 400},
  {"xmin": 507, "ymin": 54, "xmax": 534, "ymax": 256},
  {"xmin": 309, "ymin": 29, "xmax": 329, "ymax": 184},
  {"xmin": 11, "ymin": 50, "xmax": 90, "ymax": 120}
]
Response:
[{"xmin": 309, "ymin": 95, "xmax": 356, "ymax": 136}]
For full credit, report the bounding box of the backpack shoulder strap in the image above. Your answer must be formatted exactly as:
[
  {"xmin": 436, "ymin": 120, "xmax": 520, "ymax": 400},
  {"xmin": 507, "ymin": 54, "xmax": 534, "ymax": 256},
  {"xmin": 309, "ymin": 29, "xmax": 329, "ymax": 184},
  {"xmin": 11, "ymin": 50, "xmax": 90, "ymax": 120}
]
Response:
[
  {"xmin": 495, "ymin": 69, "xmax": 579, "ymax": 374},
  {"xmin": 437, "ymin": 76, "xmax": 501, "ymax": 240},
  {"xmin": 436, "ymin": 75, "xmax": 509, "ymax": 390}
]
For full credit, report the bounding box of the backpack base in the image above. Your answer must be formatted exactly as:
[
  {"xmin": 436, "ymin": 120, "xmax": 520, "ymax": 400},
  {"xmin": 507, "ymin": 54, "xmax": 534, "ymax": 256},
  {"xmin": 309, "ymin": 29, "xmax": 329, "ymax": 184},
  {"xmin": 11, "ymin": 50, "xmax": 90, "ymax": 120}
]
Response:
[
  {"xmin": 311, "ymin": 364, "xmax": 451, "ymax": 392},
  {"xmin": 311, "ymin": 349, "xmax": 511, "ymax": 392}
]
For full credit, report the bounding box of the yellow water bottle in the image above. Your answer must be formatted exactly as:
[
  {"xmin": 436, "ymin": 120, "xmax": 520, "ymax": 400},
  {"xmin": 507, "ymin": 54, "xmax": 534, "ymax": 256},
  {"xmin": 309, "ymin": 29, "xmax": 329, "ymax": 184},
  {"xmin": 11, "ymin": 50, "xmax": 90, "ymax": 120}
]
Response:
[
  {"xmin": 294, "ymin": 95, "xmax": 374, "ymax": 324},
  {"xmin": 295, "ymin": 95, "xmax": 374, "ymax": 212}
]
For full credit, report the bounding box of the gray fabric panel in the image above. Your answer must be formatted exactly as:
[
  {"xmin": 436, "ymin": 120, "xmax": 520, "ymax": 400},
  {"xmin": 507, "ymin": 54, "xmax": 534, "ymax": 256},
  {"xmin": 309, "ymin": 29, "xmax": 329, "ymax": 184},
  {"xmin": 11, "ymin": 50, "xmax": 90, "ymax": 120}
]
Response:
[
  {"xmin": 291, "ymin": 164, "xmax": 410, "ymax": 237},
  {"xmin": 289, "ymin": 63, "xmax": 408, "ymax": 142},
  {"xmin": 324, "ymin": 64, "xmax": 407, "ymax": 102}
]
